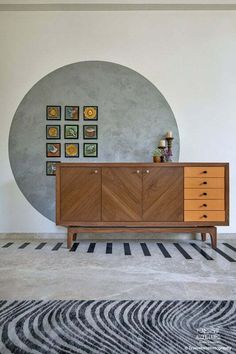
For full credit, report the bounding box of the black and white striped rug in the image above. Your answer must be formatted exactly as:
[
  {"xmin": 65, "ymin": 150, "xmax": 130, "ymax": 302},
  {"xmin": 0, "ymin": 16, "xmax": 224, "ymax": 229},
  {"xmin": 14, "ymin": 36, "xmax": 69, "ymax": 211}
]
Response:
[
  {"xmin": 0, "ymin": 300, "xmax": 235, "ymax": 353},
  {"xmin": 2, "ymin": 241, "xmax": 236, "ymax": 262}
]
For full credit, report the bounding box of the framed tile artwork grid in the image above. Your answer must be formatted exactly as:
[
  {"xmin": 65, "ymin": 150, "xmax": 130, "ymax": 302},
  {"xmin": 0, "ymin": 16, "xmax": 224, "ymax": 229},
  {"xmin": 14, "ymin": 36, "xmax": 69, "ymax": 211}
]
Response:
[
  {"xmin": 65, "ymin": 143, "xmax": 79, "ymax": 158},
  {"xmin": 46, "ymin": 143, "xmax": 61, "ymax": 158},
  {"xmin": 46, "ymin": 161, "xmax": 61, "ymax": 176},
  {"xmin": 46, "ymin": 106, "xmax": 61, "ymax": 120},
  {"xmin": 65, "ymin": 106, "xmax": 79, "ymax": 121},
  {"xmin": 83, "ymin": 125, "xmax": 98, "ymax": 140},
  {"xmin": 46, "ymin": 105, "xmax": 98, "ymax": 175},
  {"xmin": 46, "ymin": 125, "xmax": 61, "ymax": 139},
  {"xmin": 83, "ymin": 143, "xmax": 98, "ymax": 157},
  {"xmin": 64, "ymin": 125, "xmax": 79, "ymax": 139},
  {"xmin": 83, "ymin": 106, "xmax": 98, "ymax": 121}
]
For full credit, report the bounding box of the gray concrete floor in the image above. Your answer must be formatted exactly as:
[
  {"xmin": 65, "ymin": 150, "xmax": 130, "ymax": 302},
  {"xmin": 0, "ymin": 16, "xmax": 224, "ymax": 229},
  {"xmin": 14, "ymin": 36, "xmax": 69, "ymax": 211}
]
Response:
[{"xmin": 0, "ymin": 238, "xmax": 235, "ymax": 300}]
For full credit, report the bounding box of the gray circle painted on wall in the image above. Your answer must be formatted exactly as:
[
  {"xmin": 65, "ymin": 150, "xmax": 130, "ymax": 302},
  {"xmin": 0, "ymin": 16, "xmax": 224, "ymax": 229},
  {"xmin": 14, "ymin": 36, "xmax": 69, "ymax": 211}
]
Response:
[{"xmin": 9, "ymin": 61, "xmax": 180, "ymax": 222}]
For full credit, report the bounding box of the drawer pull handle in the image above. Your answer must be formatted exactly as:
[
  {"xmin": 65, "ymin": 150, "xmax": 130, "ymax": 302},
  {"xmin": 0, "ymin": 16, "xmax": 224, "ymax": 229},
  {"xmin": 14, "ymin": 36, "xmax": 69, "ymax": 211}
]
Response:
[
  {"xmin": 203, "ymin": 214, "xmax": 208, "ymax": 218},
  {"xmin": 146, "ymin": 170, "xmax": 150, "ymax": 174},
  {"xmin": 136, "ymin": 170, "xmax": 140, "ymax": 174},
  {"xmin": 202, "ymin": 204, "xmax": 207, "ymax": 207},
  {"xmin": 202, "ymin": 170, "xmax": 208, "ymax": 174},
  {"xmin": 94, "ymin": 170, "xmax": 98, "ymax": 174},
  {"xmin": 202, "ymin": 181, "xmax": 208, "ymax": 185},
  {"xmin": 202, "ymin": 192, "xmax": 208, "ymax": 196}
]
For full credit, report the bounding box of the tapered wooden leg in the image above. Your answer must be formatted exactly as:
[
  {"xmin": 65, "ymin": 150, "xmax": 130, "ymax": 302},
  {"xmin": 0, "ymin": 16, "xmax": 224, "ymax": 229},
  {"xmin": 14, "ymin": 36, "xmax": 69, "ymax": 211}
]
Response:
[
  {"xmin": 201, "ymin": 233, "xmax": 206, "ymax": 241},
  {"xmin": 209, "ymin": 227, "xmax": 217, "ymax": 249},
  {"xmin": 67, "ymin": 228, "xmax": 73, "ymax": 249}
]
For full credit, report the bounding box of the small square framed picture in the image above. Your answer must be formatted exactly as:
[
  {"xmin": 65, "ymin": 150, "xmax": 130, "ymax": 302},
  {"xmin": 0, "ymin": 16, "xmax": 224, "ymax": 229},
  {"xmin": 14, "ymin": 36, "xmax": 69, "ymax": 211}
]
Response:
[
  {"xmin": 46, "ymin": 125, "xmax": 61, "ymax": 139},
  {"xmin": 65, "ymin": 106, "xmax": 79, "ymax": 121},
  {"xmin": 83, "ymin": 106, "xmax": 98, "ymax": 121},
  {"xmin": 46, "ymin": 161, "xmax": 60, "ymax": 176},
  {"xmin": 46, "ymin": 106, "xmax": 61, "ymax": 120},
  {"xmin": 46, "ymin": 143, "xmax": 61, "ymax": 157},
  {"xmin": 64, "ymin": 125, "xmax": 79, "ymax": 139},
  {"xmin": 83, "ymin": 125, "xmax": 98, "ymax": 140},
  {"xmin": 65, "ymin": 143, "xmax": 79, "ymax": 158},
  {"xmin": 84, "ymin": 143, "xmax": 98, "ymax": 157}
]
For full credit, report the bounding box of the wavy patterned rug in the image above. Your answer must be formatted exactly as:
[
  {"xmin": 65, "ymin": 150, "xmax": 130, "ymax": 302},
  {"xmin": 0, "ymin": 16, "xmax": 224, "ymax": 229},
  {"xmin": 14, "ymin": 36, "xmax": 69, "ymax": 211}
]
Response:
[{"xmin": 0, "ymin": 300, "xmax": 235, "ymax": 354}]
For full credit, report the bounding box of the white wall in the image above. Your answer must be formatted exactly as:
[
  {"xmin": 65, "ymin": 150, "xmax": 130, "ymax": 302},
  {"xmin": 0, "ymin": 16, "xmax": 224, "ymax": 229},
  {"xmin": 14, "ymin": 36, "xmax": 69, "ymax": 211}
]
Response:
[{"xmin": 0, "ymin": 10, "xmax": 235, "ymax": 233}]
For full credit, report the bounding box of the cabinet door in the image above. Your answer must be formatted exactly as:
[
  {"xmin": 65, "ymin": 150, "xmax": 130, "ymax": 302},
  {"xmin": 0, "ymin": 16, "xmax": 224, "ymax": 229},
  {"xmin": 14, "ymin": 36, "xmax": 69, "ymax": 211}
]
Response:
[
  {"xmin": 102, "ymin": 168, "xmax": 142, "ymax": 221},
  {"xmin": 60, "ymin": 167, "xmax": 101, "ymax": 223},
  {"xmin": 143, "ymin": 167, "xmax": 184, "ymax": 222}
]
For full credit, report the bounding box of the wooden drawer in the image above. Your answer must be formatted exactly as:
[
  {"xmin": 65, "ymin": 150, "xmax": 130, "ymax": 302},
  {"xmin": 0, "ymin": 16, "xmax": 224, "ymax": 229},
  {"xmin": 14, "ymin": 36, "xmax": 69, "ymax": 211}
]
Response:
[
  {"xmin": 184, "ymin": 200, "xmax": 225, "ymax": 211},
  {"xmin": 184, "ymin": 167, "xmax": 224, "ymax": 178},
  {"xmin": 184, "ymin": 211, "xmax": 225, "ymax": 222},
  {"xmin": 184, "ymin": 188, "xmax": 225, "ymax": 200},
  {"xmin": 184, "ymin": 177, "xmax": 224, "ymax": 189}
]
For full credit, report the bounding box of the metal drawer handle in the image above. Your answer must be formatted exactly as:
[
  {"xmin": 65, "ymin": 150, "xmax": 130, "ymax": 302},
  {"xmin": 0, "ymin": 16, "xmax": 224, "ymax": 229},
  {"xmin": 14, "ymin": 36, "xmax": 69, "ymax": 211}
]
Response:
[
  {"xmin": 202, "ymin": 170, "xmax": 208, "ymax": 174},
  {"xmin": 146, "ymin": 170, "xmax": 150, "ymax": 174},
  {"xmin": 202, "ymin": 204, "xmax": 207, "ymax": 207},
  {"xmin": 202, "ymin": 181, "xmax": 208, "ymax": 185},
  {"xmin": 94, "ymin": 170, "xmax": 98, "ymax": 174},
  {"xmin": 136, "ymin": 170, "xmax": 140, "ymax": 174},
  {"xmin": 202, "ymin": 192, "xmax": 208, "ymax": 196},
  {"xmin": 203, "ymin": 214, "xmax": 208, "ymax": 218}
]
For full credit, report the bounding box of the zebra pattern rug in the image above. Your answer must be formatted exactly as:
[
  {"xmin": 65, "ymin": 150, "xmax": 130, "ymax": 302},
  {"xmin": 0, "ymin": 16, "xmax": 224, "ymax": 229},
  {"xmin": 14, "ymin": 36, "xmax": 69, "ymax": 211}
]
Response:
[{"xmin": 0, "ymin": 300, "xmax": 235, "ymax": 353}]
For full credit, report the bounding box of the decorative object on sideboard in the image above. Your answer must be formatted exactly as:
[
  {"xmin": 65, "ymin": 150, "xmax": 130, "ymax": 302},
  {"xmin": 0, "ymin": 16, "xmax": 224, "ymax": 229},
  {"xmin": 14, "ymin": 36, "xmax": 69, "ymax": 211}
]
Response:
[
  {"xmin": 158, "ymin": 139, "xmax": 166, "ymax": 162},
  {"xmin": 153, "ymin": 131, "xmax": 174, "ymax": 163},
  {"xmin": 152, "ymin": 148, "xmax": 161, "ymax": 163},
  {"xmin": 166, "ymin": 131, "xmax": 174, "ymax": 162}
]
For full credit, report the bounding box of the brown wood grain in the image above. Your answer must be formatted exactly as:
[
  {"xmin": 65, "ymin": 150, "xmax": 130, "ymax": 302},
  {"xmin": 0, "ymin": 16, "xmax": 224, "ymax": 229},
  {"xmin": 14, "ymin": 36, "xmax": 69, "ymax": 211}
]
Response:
[
  {"xmin": 184, "ymin": 188, "xmax": 225, "ymax": 200},
  {"xmin": 102, "ymin": 167, "xmax": 142, "ymax": 221},
  {"xmin": 60, "ymin": 220, "xmax": 228, "ymax": 226},
  {"xmin": 184, "ymin": 167, "xmax": 225, "ymax": 177},
  {"xmin": 225, "ymin": 163, "xmax": 230, "ymax": 225},
  {"xmin": 56, "ymin": 162, "xmax": 228, "ymax": 168},
  {"xmin": 56, "ymin": 163, "xmax": 229, "ymax": 230},
  {"xmin": 142, "ymin": 167, "xmax": 184, "ymax": 221},
  {"xmin": 184, "ymin": 211, "xmax": 225, "ymax": 222},
  {"xmin": 69, "ymin": 226, "xmax": 217, "ymax": 234},
  {"xmin": 184, "ymin": 177, "xmax": 224, "ymax": 189},
  {"xmin": 56, "ymin": 166, "xmax": 61, "ymax": 225},
  {"xmin": 68, "ymin": 225, "xmax": 218, "ymax": 249},
  {"xmin": 184, "ymin": 199, "xmax": 225, "ymax": 211},
  {"xmin": 60, "ymin": 167, "xmax": 101, "ymax": 223}
]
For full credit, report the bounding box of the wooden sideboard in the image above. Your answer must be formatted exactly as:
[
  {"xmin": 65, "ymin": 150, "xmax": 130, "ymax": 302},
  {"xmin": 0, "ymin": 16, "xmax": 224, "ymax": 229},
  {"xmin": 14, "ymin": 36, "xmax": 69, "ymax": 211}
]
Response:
[{"xmin": 56, "ymin": 163, "xmax": 229, "ymax": 249}]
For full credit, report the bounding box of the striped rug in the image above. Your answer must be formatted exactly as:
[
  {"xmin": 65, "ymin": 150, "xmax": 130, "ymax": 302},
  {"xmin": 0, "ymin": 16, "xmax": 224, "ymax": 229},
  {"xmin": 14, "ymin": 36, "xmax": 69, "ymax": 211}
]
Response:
[
  {"xmin": 1, "ymin": 241, "xmax": 236, "ymax": 262},
  {"xmin": 0, "ymin": 300, "xmax": 235, "ymax": 353}
]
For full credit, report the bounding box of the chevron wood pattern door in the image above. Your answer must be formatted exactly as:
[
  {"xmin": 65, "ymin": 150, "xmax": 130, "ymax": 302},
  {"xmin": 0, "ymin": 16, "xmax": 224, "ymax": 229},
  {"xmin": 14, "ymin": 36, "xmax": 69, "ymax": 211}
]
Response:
[
  {"xmin": 143, "ymin": 167, "xmax": 184, "ymax": 222},
  {"xmin": 102, "ymin": 168, "xmax": 142, "ymax": 221},
  {"xmin": 60, "ymin": 167, "xmax": 101, "ymax": 222}
]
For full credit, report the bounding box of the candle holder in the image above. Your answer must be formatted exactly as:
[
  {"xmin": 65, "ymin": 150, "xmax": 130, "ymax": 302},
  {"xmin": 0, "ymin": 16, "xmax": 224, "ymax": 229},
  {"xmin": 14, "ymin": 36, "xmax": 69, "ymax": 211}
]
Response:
[
  {"xmin": 166, "ymin": 137, "xmax": 174, "ymax": 162},
  {"xmin": 158, "ymin": 146, "xmax": 166, "ymax": 163},
  {"xmin": 153, "ymin": 133, "xmax": 174, "ymax": 163}
]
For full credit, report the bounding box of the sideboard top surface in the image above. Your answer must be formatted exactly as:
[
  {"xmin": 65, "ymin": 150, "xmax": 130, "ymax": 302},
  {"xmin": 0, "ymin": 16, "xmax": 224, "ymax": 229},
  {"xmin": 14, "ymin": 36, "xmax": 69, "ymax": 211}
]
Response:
[{"xmin": 58, "ymin": 162, "xmax": 229, "ymax": 168}]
